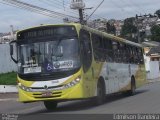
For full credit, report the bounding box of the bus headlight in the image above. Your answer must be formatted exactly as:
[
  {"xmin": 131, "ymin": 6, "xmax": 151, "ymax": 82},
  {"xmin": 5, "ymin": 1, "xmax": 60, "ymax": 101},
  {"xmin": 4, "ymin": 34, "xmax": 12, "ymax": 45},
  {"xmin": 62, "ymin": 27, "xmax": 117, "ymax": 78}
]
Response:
[
  {"xmin": 18, "ymin": 83, "xmax": 31, "ymax": 92},
  {"xmin": 63, "ymin": 76, "xmax": 81, "ymax": 89}
]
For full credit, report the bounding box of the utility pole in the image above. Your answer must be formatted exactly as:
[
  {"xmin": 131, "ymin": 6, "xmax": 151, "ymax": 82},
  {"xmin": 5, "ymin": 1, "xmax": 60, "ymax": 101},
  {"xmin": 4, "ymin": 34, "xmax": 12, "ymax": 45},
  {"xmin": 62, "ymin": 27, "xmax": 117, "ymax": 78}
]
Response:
[
  {"xmin": 70, "ymin": 0, "xmax": 85, "ymax": 24},
  {"xmin": 10, "ymin": 25, "xmax": 14, "ymax": 41},
  {"xmin": 79, "ymin": 8, "xmax": 84, "ymax": 24}
]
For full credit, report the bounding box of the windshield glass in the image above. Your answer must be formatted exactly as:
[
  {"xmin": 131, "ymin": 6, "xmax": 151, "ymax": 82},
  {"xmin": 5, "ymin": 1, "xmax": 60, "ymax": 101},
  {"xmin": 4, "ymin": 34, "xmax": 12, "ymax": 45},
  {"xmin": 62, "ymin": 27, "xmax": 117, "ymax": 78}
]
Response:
[{"xmin": 17, "ymin": 38, "xmax": 80, "ymax": 75}]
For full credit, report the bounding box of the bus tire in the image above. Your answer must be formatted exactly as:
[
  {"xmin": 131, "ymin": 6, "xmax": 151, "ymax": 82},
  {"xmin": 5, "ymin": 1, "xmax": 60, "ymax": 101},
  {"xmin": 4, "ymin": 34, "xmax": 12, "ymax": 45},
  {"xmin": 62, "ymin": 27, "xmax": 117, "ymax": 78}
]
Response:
[
  {"xmin": 127, "ymin": 77, "xmax": 136, "ymax": 96},
  {"xmin": 95, "ymin": 79, "xmax": 106, "ymax": 105},
  {"xmin": 44, "ymin": 101, "xmax": 58, "ymax": 110}
]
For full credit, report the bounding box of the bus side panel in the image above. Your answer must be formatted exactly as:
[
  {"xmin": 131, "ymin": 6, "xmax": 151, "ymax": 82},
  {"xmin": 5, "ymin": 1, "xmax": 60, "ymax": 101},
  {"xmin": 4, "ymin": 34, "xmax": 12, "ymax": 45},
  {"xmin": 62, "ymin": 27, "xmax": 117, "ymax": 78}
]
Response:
[
  {"xmin": 135, "ymin": 64, "xmax": 147, "ymax": 88},
  {"xmin": 99, "ymin": 62, "xmax": 145, "ymax": 94}
]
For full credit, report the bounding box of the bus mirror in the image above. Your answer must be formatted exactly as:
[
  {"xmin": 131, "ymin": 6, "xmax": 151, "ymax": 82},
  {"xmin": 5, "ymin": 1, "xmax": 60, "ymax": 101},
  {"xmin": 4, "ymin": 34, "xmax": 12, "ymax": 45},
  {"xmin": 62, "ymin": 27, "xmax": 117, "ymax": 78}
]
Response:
[
  {"xmin": 10, "ymin": 45, "xmax": 13, "ymax": 55},
  {"xmin": 9, "ymin": 40, "xmax": 18, "ymax": 64}
]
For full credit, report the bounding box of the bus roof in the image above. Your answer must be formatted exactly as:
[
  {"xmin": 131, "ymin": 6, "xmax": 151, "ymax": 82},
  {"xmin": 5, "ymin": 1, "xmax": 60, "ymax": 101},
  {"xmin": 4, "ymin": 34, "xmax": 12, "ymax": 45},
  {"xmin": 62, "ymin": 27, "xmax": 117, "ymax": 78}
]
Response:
[{"xmin": 16, "ymin": 23, "xmax": 81, "ymax": 34}]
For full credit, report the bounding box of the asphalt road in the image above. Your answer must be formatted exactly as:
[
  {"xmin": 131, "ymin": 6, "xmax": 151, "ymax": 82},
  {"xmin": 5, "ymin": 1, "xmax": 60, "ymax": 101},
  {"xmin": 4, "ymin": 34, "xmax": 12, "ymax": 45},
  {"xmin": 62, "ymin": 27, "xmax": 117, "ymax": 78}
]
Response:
[{"xmin": 0, "ymin": 81, "xmax": 160, "ymax": 115}]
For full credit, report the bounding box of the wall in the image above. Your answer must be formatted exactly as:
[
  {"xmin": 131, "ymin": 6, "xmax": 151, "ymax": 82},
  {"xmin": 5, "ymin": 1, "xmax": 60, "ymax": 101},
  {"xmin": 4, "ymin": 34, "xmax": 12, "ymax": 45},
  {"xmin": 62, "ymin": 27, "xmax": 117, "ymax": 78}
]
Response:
[
  {"xmin": 147, "ymin": 61, "xmax": 160, "ymax": 80},
  {"xmin": 0, "ymin": 44, "xmax": 17, "ymax": 73}
]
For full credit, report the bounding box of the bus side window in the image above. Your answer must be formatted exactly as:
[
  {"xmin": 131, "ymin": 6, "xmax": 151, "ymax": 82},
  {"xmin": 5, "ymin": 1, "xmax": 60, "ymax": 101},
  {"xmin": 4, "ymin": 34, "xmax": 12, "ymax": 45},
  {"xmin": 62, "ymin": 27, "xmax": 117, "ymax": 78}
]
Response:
[
  {"xmin": 126, "ymin": 46, "xmax": 130, "ymax": 63},
  {"xmin": 92, "ymin": 33, "xmax": 103, "ymax": 62},
  {"xmin": 80, "ymin": 29, "xmax": 92, "ymax": 73},
  {"xmin": 119, "ymin": 43, "xmax": 124, "ymax": 63},
  {"xmin": 112, "ymin": 41, "xmax": 118, "ymax": 62},
  {"xmin": 123, "ymin": 44, "xmax": 127, "ymax": 63},
  {"xmin": 128, "ymin": 46, "xmax": 134, "ymax": 64},
  {"xmin": 134, "ymin": 47, "xmax": 138, "ymax": 64},
  {"xmin": 104, "ymin": 38, "xmax": 113, "ymax": 62},
  {"xmin": 117, "ymin": 42, "xmax": 121, "ymax": 63},
  {"xmin": 138, "ymin": 48, "xmax": 144, "ymax": 64}
]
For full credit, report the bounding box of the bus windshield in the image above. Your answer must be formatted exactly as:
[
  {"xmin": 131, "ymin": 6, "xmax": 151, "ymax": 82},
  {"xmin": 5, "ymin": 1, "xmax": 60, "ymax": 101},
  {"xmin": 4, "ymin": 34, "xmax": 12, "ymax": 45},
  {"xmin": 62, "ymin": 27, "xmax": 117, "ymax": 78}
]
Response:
[{"xmin": 17, "ymin": 38, "xmax": 80, "ymax": 75}]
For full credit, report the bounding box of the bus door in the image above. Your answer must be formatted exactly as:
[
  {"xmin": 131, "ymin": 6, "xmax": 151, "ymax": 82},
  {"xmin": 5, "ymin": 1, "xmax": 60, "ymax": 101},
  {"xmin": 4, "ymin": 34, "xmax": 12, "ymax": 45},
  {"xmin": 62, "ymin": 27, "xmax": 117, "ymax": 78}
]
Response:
[{"xmin": 80, "ymin": 29, "xmax": 94, "ymax": 97}]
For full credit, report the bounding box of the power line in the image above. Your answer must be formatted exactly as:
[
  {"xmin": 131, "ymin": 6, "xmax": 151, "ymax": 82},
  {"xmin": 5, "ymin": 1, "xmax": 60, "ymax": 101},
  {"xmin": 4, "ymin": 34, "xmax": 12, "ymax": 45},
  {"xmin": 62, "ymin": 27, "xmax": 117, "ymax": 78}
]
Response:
[
  {"xmin": 39, "ymin": 0, "xmax": 80, "ymax": 19},
  {"xmin": 0, "ymin": 0, "xmax": 65, "ymax": 22},
  {"xmin": 1, "ymin": 0, "xmax": 79, "ymax": 20},
  {"xmin": 38, "ymin": 0, "xmax": 78, "ymax": 16},
  {"xmin": 87, "ymin": 0, "xmax": 104, "ymax": 21}
]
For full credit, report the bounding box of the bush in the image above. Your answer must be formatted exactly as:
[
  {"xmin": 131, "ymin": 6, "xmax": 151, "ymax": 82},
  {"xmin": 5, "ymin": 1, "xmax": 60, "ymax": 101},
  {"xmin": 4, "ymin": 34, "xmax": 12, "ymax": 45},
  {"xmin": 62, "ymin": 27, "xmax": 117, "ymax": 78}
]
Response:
[{"xmin": 0, "ymin": 72, "xmax": 17, "ymax": 85}]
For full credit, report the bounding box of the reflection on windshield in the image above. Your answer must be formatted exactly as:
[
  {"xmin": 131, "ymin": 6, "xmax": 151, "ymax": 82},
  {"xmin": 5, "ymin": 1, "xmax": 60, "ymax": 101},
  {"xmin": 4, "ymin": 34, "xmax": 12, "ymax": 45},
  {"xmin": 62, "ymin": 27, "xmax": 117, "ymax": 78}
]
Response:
[{"xmin": 18, "ymin": 39, "xmax": 80, "ymax": 74}]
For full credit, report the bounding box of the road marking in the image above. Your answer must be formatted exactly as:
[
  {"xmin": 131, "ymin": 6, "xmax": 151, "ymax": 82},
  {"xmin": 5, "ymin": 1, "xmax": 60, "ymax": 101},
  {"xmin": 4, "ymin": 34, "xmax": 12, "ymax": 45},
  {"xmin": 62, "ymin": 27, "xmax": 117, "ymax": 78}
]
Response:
[{"xmin": 0, "ymin": 98, "xmax": 17, "ymax": 102}]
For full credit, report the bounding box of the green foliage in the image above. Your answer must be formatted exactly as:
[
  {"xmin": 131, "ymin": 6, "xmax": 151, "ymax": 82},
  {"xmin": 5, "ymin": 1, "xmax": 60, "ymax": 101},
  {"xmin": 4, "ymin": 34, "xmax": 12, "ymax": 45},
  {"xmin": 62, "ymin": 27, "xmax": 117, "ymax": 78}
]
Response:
[
  {"xmin": 0, "ymin": 72, "xmax": 17, "ymax": 85},
  {"xmin": 106, "ymin": 22, "xmax": 116, "ymax": 35},
  {"xmin": 155, "ymin": 9, "xmax": 160, "ymax": 18},
  {"xmin": 151, "ymin": 25, "xmax": 160, "ymax": 42},
  {"xmin": 121, "ymin": 17, "xmax": 137, "ymax": 36}
]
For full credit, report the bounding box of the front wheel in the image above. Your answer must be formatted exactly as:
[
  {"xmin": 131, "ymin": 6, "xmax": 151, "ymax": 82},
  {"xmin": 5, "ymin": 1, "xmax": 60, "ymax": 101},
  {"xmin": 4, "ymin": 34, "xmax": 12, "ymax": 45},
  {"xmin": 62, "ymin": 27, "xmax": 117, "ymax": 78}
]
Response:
[
  {"xmin": 95, "ymin": 80, "xmax": 106, "ymax": 105},
  {"xmin": 44, "ymin": 101, "xmax": 58, "ymax": 110}
]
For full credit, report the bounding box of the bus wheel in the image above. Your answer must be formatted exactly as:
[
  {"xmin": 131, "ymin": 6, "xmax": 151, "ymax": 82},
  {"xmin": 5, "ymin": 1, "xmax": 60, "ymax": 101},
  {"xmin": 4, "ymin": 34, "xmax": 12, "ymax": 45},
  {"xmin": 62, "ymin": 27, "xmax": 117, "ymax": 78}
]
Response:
[
  {"xmin": 127, "ymin": 77, "xmax": 136, "ymax": 96},
  {"xmin": 95, "ymin": 80, "xmax": 106, "ymax": 105},
  {"xmin": 44, "ymin": 101, "xmax": 58, "ymax": 110}
]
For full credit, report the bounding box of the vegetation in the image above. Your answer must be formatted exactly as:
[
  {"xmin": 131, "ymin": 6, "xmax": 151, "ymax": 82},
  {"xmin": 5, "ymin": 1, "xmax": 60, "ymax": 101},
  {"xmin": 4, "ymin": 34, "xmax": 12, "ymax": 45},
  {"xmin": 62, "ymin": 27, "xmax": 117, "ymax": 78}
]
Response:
[
  {"xmin": 106, "ymin": 22, "xmax": 116, "ymax": 35},
  {"xmin": 155, "ymin": 9, "xmax": 160, "ymax": 18},
  {"xmin": 0, "ymin": 72, "xmax": 17, "ymax": 85},
  {"xmin": 150, "ymin": 25, "xmax": 160, "ymax": 42},
  {"xmin": 120, "ymin": 9, "xmax": 160, "ymax": 43},
  {"xmin": 121, "ymin": 17, "xmax": 137, "ymax": 42}
]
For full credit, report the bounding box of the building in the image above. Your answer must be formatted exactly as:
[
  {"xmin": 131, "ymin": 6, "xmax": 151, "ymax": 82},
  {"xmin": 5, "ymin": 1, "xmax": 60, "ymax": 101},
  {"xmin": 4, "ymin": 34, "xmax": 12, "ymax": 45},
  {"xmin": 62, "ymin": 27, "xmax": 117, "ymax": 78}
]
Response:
[
  {"xmin": 0, "ymin": 31, "xmax": 16, "ymax": 44},
  {"xmin": 114, "ymin": 20, "xmax": 124, "ymax": 36},
  {"xmin": 87, "ymin": 19, "xmax": 107, "ymax": 32},
  {"xmin": 156, "ymin": 18, "xmax": 160, "ymax": 25},
  {"xmin": 136, "ymin": 14, "xmax": 159, "ymax": 41}
]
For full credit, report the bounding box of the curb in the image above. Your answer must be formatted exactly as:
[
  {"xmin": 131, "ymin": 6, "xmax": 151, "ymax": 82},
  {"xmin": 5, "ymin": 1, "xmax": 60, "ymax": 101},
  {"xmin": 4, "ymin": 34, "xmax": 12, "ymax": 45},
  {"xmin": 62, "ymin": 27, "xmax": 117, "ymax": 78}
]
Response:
[
  {"xmin": 0, "ymin": 85, "xmax": 18, "ymax": 93},
  {"xmin": 148, "ymin": 78, "xmax": 160, "ymax": 83}
]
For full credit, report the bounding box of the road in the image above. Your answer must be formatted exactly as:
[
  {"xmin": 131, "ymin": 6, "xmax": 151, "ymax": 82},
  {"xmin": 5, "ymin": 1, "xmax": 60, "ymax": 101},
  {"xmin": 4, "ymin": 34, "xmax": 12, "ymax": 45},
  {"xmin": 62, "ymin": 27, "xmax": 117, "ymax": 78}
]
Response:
[{"xmin": 0, "ymin": 81, "xmax": 160, "ymax": 114}]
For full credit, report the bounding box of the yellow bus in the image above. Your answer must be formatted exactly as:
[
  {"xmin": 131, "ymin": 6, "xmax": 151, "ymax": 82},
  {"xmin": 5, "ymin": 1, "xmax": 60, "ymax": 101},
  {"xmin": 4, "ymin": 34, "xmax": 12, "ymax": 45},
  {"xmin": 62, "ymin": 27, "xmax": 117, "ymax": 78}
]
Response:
[{"xmin": 10, "ymin": 23, "xmax": 146, "ymax": 110}]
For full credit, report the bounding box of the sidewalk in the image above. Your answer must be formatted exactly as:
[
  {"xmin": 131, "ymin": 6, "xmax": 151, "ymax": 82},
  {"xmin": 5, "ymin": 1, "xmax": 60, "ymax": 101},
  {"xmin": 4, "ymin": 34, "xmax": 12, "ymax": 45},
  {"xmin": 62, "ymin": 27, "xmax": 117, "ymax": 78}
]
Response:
[
  {"xmin": 0, "ymin": 85, "xmax": 17, "ymax": 93},
  {"xmin": 0, "ymin": 93, "xmax": 18, "ymax": 101},
  {"xmin": 148, "ymin": 77, "xmax": 160, "ymax": 83}
]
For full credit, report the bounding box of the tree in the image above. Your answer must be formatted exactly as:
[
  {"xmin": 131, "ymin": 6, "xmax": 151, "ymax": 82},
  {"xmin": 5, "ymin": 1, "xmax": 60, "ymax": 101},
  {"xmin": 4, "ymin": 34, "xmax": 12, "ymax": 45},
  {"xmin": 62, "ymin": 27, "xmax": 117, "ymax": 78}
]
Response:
[
  {"xmin": 151, "ymin": 25, "xmax": 160, "ymax": 42},
  {"xmin": 121, "ymin": 17, "xmax": 137, "ymax": 42},
  {"xmin": 155, "ymin": 9, "xmax": 160, "ymax": 18},
  {"xmin": 106, "ymin": 22, "xmax": 116, "ymax": 35}
]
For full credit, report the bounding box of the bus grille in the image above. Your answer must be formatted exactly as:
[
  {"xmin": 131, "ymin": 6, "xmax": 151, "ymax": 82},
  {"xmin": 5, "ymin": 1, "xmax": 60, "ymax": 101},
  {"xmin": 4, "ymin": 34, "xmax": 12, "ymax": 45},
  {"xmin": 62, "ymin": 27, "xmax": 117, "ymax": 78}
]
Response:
[{"xmin": 32, "ymin": 91, "xmax": 62, "ymax": 99}]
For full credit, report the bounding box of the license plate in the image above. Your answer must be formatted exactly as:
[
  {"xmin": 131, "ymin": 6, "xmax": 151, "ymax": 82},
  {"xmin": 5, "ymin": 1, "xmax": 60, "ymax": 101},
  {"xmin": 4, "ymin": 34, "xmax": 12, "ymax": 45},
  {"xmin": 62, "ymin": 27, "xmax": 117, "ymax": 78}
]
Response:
[
  {"xmin": 42, "ymin": 91, "xmax": 52, "ymax": 97},
  {"xmin": 24, "ymin": 67, "xmax": 41, "ymax": 74}
]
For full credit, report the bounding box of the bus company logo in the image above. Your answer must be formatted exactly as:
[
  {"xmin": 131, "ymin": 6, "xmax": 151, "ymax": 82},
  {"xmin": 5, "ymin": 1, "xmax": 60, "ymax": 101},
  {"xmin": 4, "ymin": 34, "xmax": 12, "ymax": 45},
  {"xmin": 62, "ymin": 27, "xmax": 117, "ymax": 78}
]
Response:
[
  {"xmin": 44, "ymin": 85, "xmax": 48, "ymax": 90},
  {"xmin": 54, "ymin": 62, "xmax": 60, "ymax": 69}
]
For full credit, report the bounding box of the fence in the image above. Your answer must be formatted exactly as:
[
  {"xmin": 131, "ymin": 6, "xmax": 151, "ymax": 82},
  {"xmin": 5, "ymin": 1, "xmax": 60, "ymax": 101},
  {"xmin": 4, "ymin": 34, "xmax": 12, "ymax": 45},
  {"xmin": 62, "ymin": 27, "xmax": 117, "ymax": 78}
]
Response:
[{"xmin": 0, "ymin": 44, "xmax": 17, "ymax": 73}]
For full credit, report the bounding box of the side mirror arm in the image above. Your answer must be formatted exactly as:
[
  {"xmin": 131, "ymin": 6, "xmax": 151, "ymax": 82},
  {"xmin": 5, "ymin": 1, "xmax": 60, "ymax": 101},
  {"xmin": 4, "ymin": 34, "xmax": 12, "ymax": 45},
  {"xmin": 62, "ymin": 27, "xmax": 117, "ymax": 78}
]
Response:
[{"xmin": 9, "ymin": 40, "xmax": 18, "ymax": 64}]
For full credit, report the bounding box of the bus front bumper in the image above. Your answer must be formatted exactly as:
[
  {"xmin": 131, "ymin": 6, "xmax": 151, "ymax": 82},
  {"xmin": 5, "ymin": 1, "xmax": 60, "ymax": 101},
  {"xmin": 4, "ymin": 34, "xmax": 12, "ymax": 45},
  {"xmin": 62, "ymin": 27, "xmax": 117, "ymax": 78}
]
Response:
[{"xmin": 18, "ymin": 83, "xmax": 85, "ymax": 103}]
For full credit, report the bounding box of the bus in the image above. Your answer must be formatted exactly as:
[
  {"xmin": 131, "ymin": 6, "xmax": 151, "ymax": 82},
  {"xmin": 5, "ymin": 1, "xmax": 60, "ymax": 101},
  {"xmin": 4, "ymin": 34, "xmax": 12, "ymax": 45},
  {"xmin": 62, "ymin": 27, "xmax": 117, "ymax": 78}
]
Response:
[{"xmin": 10, "ymin": 23, "xmax": 146, "ymax": 110}]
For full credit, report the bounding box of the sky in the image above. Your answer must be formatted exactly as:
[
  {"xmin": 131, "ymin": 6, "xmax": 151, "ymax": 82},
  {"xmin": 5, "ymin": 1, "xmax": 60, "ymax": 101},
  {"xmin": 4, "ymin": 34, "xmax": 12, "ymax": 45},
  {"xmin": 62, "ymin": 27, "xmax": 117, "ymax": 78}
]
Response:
[{"xmin": 0, "ymin": 0, "xmax": 160, "ymax": 33}]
